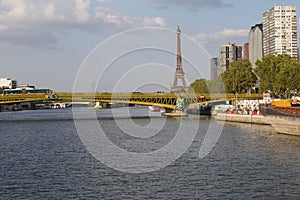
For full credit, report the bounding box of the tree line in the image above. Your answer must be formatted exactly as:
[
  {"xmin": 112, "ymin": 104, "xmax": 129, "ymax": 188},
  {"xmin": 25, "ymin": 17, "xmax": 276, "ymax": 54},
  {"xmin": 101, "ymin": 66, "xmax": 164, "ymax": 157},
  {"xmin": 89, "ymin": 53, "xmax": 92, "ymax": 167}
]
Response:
[{"xmin": 189, "ymin": 54, "xmax": 300, "ymax": 97}]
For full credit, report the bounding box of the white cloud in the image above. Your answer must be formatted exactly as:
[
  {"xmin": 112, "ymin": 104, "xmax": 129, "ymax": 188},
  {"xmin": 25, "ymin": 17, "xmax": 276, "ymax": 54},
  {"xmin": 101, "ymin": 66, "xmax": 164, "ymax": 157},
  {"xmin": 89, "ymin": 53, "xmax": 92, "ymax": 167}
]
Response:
[
  {"xmin": 0, "ymin": 1, "xmax": 27, "ymax": 20},
  {"xmin": 45, "ymin": 3, "xmax": 65, "ymax": 21},
  {"xmin": 75, "ymin": 0, "xmax": 90, "ymax": 22},
  {"xmin": 94, "ymin": 6, "xmax": 168, "ymax": 29},
  {"xmin": 147, "ymin": 0, "xmax": 233, "ymax": 10},
  {"xmin": 0, "ymin": 0, "xmax": 76, "ymax": 22},
  {"xmin": 97, "ymin": 0, "xmax": 113, "ymax": 2},
  {"xmin": 194, "ymin": 29, "xmax": 249, "ymax": 46},
  {"xmin": 143, "ymin": 17, "xmax": 167, "ymax": 27},
  {"xmin": 0, "ymin": 0, "xmax": 88, "ymax": 29},
  {"xmin": 0, "ymin": 0, "xmax": 168, "ymax": 49},
  {"xmin": 0, "ymin": 0, "xmax": 87, "ymax": 49}
]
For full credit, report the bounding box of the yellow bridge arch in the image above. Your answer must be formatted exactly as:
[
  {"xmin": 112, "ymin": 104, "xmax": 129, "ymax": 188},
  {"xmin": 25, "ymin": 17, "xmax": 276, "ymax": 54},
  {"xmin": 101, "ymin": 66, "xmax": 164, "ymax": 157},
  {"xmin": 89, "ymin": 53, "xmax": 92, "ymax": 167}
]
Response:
[{"xmin": 0, "ymin": 92, "xmax": 263, "ymax": 110}]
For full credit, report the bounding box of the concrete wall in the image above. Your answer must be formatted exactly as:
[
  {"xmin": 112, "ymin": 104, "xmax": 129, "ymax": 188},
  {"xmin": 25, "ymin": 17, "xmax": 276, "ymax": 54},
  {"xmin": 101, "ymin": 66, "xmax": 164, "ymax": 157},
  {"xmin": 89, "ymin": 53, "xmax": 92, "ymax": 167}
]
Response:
[{"xmin": 214, "ymin": 113, "xmax": 269, "ymax": 125}]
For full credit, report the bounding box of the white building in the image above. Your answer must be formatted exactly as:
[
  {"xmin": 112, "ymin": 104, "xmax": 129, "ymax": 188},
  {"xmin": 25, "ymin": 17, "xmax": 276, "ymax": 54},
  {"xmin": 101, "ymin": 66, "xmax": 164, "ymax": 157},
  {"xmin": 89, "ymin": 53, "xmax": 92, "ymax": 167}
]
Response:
[
  {"xmin": 0, "ymin": 78, "xmax": 17, "ymax": 89},
  {"xmin": 248, "ymin": 24, "xmax": 263, "ymax": 68},
  {"xmin": 219, "ymin": 43, "xmax": 243, "ymax": 73},
  {"xmin": 262, "ymin": 6, "xmax": 298, "ymax": 59}
]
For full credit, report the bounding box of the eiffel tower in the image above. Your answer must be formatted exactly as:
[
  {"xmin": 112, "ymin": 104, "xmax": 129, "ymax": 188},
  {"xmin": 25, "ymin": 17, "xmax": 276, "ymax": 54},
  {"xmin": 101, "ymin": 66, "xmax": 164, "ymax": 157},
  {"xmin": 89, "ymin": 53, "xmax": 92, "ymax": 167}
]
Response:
[{"xmin": 171, "ymin": 25, "xmax": 188, "ymax": 93}]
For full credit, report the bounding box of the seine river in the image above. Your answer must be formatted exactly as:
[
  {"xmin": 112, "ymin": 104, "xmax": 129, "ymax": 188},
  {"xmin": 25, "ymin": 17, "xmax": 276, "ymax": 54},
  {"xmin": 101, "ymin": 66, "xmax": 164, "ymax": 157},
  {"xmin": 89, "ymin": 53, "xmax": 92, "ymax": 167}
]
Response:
[{"xmin": 0, "ymin": 107, "xmax": 299, "ymax": 199}]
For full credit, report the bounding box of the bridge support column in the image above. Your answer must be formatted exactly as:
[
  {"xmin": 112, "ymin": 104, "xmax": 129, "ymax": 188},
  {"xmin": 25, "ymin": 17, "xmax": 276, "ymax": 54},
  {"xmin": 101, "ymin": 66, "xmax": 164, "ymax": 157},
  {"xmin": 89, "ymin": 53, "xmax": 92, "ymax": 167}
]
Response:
[
  {"xmin": 102, "ymin": 103, "xmax": 108, "ymax": 108},
  {"xmin": 94, "ymin": 102, "xmax": 102, "ymax": 109},
  {"xmin": 162, "ymin": 97, "xmax": 188, "ymax": 117}
]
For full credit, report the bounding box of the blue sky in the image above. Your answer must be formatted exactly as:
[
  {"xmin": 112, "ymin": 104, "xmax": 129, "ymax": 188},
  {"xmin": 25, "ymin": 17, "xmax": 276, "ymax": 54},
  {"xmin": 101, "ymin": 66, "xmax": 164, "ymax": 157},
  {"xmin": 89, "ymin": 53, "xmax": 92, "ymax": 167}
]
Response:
[{"xmin": 0, "ymin": 0, "xmax": 300, "ymax": 92}]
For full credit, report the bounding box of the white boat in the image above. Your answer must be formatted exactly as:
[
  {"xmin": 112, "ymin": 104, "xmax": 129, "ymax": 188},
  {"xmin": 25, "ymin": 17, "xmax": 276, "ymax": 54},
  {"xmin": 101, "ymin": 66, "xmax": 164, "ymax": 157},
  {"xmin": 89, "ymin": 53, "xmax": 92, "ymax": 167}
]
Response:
[{"xmin": 148, "ymin": 106, "xmax": 162, "ymax": 112}]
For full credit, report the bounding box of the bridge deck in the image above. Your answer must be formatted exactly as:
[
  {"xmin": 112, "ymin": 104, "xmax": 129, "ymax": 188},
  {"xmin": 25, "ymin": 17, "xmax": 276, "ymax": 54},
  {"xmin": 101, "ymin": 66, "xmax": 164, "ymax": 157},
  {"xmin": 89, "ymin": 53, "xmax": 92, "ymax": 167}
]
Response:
[{"xmin": 0, "ymin": 92, "xmax": 263, "ymax": 109}]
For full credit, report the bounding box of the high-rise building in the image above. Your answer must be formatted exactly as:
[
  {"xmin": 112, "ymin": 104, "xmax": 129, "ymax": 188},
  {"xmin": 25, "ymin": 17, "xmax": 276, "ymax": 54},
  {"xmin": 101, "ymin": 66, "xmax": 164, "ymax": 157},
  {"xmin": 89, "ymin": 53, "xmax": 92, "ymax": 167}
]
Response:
[
  {"xmin": 210, "ymin": 57, "xmax": 219, "ymax": 80},
  {"xmin": 243, "ymin": 43, "xmax": 249, "ymax": 59},
  {"xmin": 219, "ymin": 43, "xmax": 243, "ymax": 73},
  {"xmin": 248, "ymin": 24, "xmax": 263, "ymax": 68},
  {"xmin": 262, "ymin": 6, "xmax": 298, "ymax": 59}
]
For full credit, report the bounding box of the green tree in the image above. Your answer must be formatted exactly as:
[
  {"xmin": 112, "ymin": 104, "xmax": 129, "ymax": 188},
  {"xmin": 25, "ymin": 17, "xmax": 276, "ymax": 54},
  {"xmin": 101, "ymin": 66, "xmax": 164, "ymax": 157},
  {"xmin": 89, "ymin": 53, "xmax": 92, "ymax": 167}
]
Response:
[
  {"xmin": 189, "ymin": 77, "xmax": 226, "ymax": 94},
  {"xmin": 221, "ymin": 59, "xmax": 257, "ymax": 94},
  {"xmin": 189, "ymin": 78, "xmax": 208, "ymax": 93},
  {"xmin": 255, "ymin": 54, "xmax": 300, "ymax": 97},
  {"xmin": 207, "ymin": 76, "xmax": 226, "ymax": 94}
]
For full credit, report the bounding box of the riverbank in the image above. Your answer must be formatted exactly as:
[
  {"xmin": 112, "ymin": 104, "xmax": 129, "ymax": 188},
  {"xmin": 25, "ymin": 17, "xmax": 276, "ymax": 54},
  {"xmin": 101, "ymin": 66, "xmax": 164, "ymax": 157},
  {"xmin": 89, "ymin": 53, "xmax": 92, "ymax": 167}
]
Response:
[
  {"xmin": 214, "ymin": 113, "xmax": 268, "ymax": 125},
  {"xmin": 214, "ymin": 113, "xmax": 300, "ymax": 136},
  {"xmin": 265, "ymin": 115, "xmax": 300, "ymax": 136}
]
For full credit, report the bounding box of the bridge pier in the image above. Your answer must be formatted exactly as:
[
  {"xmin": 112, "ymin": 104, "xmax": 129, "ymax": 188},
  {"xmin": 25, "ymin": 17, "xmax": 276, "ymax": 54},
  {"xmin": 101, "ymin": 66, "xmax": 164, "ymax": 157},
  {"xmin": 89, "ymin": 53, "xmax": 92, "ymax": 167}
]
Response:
[
  {"xmin": 94, "ymin": 102, "xmax": 102, "ymax": 109},
  {"xmin": 102, "ymin": 102, "xmax": 108, "ymax": 108},
  {"xmin": 161, "ymin": 96, "xmax": 188, "ymax": 117}
]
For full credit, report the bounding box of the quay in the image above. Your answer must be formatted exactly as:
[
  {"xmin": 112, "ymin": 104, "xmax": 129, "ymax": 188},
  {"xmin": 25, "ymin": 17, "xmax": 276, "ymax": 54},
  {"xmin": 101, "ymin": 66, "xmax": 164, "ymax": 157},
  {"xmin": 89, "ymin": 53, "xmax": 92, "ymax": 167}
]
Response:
[
  {"xmin": 214, "ymin": 113, "xmax": 268, "ymax": 125},
  {"xmin": 214, "ymin": 113, "xmax": 300, "ymax": 137},
  {"xmin": 212, "ymin": 97, "xmax": 300, "ymax": 136}
]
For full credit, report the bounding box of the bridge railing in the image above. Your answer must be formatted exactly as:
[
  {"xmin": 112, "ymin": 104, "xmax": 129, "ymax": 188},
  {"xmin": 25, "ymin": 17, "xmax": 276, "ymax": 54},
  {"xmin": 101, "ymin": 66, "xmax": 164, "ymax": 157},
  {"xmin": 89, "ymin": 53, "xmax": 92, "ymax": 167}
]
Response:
[
  {"xmin": 0, "ymin": 93, "xmax": 47, "ymax": 104},
  {"xmin": 0, "ymin": 92, "xmax": 263, "ymax": 106}
]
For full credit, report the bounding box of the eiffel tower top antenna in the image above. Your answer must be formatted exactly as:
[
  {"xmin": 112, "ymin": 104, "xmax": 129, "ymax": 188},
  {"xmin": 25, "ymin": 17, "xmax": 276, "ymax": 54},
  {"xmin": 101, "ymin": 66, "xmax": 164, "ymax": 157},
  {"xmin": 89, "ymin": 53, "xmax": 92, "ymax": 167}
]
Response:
[{"xmin": 176, "ymin": 24, "xmax": 182, "ymax": 68}]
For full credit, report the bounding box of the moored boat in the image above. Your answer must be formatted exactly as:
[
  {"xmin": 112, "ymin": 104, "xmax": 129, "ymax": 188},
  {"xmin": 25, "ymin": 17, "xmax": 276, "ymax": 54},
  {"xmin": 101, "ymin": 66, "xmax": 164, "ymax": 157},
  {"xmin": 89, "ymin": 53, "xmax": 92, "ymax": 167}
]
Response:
[
  {"xmin": 186, "ymin": 103, "xmax": 212, "ymax": 115},
  {"xmin": 148, "ymin": 106, "xmax": 162, "ymax": 112},
  {"xmin": 259, "ymin": 97, "xmax": 300, "ymax": 117}
]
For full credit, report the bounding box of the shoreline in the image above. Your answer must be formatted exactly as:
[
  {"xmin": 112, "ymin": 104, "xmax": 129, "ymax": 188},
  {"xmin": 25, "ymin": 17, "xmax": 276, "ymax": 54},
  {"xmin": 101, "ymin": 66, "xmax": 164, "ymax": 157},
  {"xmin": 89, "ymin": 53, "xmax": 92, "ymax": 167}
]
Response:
[
  {"xmin": 214, "ymin": 113, "xmax": 268, "ymax": 125},
  {"xmin": 214, "ymin": 113, "xmax": 300, "ymax": 136}
]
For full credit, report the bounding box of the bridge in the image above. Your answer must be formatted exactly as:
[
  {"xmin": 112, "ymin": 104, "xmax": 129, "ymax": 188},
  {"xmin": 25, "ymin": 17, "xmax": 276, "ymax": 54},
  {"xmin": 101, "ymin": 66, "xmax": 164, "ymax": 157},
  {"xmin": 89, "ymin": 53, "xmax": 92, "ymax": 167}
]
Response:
[{"xmin": 0, "ymin": 92, "xmax": 263, "ymax": 111}]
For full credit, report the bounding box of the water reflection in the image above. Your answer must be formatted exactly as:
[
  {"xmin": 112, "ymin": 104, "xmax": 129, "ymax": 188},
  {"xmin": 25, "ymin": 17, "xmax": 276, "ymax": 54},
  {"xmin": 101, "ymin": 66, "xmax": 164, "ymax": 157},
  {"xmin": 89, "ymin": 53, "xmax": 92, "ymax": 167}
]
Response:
[{"xmin": 0, "ymin": 108, "xmax": 299, "ymax": 198}]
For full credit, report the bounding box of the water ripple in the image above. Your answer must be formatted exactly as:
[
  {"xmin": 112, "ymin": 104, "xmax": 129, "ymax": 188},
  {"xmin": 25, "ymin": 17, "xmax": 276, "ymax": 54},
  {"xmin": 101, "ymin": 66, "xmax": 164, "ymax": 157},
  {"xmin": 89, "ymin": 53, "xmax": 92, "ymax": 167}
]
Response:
[{"xmin": 0, "ymin": 108, "xmax": 299, "ymax": 199}]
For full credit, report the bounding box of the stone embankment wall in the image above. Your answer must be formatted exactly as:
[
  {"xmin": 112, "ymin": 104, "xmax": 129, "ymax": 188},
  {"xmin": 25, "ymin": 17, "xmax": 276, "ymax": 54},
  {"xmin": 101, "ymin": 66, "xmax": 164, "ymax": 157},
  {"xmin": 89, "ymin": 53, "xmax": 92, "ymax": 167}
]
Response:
[
  {"xmin": 214, "ymin": 113, "xmax": 269, "ymax": 125},
  {"xmin": 214, "ymin": 113, "xmax": 300, "ymax": 136},
  {"xmin": 214, "ymin": 98, "xmax": 300, "ymax": 136},
  {"xmin": 264, "ymin": 115, "xmax": 300, "ymax": 136}
]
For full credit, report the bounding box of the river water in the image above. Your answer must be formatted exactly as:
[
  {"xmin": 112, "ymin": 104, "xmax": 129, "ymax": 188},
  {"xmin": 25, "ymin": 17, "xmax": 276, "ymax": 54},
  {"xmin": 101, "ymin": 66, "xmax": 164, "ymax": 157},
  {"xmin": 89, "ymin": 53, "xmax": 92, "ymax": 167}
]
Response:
[{"xmin": 0, "ymin": 107, "xmax": 299, "ymax": 199}]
